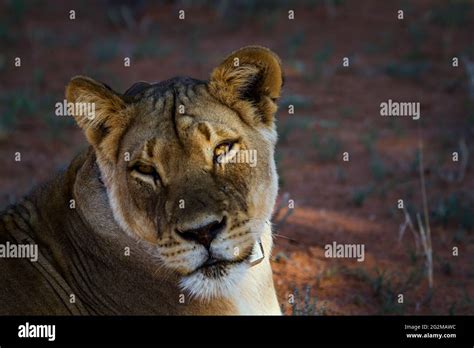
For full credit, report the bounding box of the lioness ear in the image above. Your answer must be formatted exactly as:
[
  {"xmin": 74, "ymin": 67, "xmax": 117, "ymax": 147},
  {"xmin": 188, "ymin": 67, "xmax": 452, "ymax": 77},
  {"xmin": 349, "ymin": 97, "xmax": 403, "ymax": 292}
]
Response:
[
  {"xmin": 66, "ymin": 76, "xmax": 130, "ymax": 155},
  {"xmin": 208, "ymin": 46, "xmax": 283, "ymax": 126}
]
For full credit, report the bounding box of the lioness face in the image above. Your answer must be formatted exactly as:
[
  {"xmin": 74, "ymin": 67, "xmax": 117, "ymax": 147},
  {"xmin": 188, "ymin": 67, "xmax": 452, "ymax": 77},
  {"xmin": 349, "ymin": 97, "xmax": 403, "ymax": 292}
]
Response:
[{"xmin": 66, "ymin": 46, "xmax": 283, "ymax": 300}]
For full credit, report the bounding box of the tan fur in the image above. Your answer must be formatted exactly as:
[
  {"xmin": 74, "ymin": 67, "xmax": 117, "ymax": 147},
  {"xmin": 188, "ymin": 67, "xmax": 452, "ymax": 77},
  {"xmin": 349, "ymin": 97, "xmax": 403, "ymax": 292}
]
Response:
[
  {"xmin": 209, "ymin": 46, "xmax": 282, "ymax": 126},
  {"xmin": 0, "ymin": 46, "xmax": 283, "ymax": 315}
]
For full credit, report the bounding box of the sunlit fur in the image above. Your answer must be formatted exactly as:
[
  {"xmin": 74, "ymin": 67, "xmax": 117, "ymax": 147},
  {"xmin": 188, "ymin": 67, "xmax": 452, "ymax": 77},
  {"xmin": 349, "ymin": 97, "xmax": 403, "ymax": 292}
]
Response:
[{"xmin": 63, "ymin": 46, "xmax": 283, "ymax": 307}]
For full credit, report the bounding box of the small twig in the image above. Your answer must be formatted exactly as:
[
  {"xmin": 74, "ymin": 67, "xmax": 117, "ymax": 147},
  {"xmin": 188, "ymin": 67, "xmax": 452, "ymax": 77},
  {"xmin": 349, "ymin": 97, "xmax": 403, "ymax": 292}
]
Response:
[
  {"xmin": 399, "ymin": 140, "xmax": 433, "ymax": 289},
  {"xmin": 275, "ymin": 209, "xmax": 294, "ymax": 230},
  {"xmin": 416, "ymin": 213, "xmax": 433, "ymax": 289},
  {"xmin": 399, "ymin": 206, "xmax": 420, "ymax": 252},
  {"xmin": 273, "ymin": 192, "xmax": 295, "ymax": 230},
  {"xmin": 418, "ymin": 141, "xmax": 433, "ymax": 289},
  {"xmin": 273, "ymin": 192, "xmax": 290, "ymax": 218}
]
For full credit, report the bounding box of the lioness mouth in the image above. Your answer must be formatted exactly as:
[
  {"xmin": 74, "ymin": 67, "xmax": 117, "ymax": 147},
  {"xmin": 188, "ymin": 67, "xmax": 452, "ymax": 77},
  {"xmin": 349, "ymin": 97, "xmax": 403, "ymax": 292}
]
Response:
[
  {"xmin": 196, "ymin": 256, "xmax": 240, "ymax": 274},
  {"xmin": 194, "ymin": 240, "xmax": 265, "ymax": 277},
  {"xmin": 201, "ymin": 257, "xmax": 224, "ymax": 268}
]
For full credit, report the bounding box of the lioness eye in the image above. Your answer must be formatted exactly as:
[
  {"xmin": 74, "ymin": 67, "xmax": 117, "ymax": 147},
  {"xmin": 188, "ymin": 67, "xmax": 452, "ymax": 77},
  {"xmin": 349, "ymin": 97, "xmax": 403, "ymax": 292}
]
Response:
[
  {"xmin": 132, "ymin": 164, "xmax": 159, "ymax": 179},
  {"xmin": 214, "ymin": 141, "xmax": 235, "ymax": 163}
]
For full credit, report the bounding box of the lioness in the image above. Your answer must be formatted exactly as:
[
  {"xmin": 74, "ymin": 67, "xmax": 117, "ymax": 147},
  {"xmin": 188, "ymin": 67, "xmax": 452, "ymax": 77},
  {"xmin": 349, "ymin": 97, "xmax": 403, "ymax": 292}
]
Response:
[{"xmin": 0, "ymin": 46, "xmax": 282, "ymax": 315}]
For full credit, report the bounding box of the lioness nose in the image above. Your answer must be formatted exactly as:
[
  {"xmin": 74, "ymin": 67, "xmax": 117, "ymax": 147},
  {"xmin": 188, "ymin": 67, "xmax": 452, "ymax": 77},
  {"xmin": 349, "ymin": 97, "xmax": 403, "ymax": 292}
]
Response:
[{"xmin": 176, "ymin": 217, "xmax": 226, "ymax": 249}]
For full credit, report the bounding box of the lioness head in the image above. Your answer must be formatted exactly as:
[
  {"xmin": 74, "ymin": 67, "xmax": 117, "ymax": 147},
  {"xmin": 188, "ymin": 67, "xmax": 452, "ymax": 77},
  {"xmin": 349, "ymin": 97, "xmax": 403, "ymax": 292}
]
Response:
[{"xmin": 66, "ymin": 46, "xmax": 283, "ymax": 300}]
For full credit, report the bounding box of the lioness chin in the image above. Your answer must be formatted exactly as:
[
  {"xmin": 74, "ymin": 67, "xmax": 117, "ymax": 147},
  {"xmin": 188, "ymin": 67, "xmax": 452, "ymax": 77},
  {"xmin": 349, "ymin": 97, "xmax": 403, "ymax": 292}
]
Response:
[{"xmin": 0, "ymin": 46, "xmax": 283, "ymax": 315}]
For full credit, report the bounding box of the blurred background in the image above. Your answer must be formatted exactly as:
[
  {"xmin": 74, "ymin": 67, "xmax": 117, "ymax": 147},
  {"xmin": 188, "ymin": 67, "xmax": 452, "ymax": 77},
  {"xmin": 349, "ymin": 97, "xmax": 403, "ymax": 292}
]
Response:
[{"xmin": 0, "ymin": 0, "xmax": 473, "ymax": 315}]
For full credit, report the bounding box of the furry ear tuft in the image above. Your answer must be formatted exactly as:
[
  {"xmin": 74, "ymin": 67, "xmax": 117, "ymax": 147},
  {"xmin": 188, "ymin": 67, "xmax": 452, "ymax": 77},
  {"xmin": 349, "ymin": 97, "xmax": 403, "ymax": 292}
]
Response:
[
  {"xmin": 208, "ymin": 46, "xmax": 283, "ymax": 126},
  {"xmin": 66, "ymin": 76, "xmax": 130, "ymax": 161}
]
